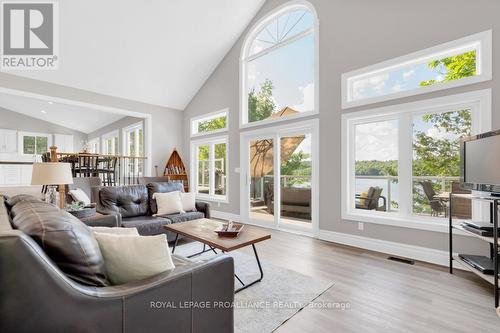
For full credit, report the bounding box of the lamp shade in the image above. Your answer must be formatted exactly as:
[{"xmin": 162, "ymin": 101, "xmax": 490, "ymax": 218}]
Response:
[{"xmin": 31, "ymin": 163, "xmax": 74, "ymax": 185}]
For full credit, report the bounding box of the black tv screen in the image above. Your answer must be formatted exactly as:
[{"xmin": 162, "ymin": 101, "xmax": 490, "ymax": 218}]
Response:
[{"xmin": 461, "ymin": 129, "xmax": 500, "ymax": 192}]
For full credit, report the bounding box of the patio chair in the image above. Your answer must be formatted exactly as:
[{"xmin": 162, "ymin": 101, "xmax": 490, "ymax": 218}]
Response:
[
  {"xmin": 355, "ymin": 187, "xmax": 387, "ymax": 211},
  {"xmin": 420, "ymin": 181, "xmax": 446, "ymax": 217}
]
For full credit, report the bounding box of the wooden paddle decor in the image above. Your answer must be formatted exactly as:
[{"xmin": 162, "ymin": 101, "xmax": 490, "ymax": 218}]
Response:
[{"xmin": 163, "ymin": 148, "xmax": 189, "ymax": 192}]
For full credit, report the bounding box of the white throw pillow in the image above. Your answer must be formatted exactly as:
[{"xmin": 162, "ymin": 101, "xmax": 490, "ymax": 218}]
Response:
[
  {"xmin": 153, "ymin": 191, "xmax": 184, "ymax": 216},
  {"xmin": 69, "ymin": 188, "xmax": 91, "ymax": 205},
  {"xmin": 90, "ymin": 227, "xmax": 139, "ymax": 236},
  {"xmin": 180, "ymin": 192, "xmax": 196, "ymax": 212},
  {"xmin": 93, "ymin": 233, "xmax": 175, "ymax": 285}
]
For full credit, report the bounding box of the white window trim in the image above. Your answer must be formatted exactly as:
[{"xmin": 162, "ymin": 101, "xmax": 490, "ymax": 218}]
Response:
[
  {"xmin": 190, "ymin": 135, "xmax": 229, "ymax": 203},
  {"xmin": 101, "ymin": 130, "xmax": 119, "ymax": 155},
  {"xmin": 341, "ymin": 89, "xmax": 492, "ymax": 233},
  {"xmin": 239, "ymin": 118, "xmax": 320, "ymax": 236},
  {"xmin": 239, "ymin": 0, "xmax": 320, "ymax": 129},
  {"xmin": 190, "ymin": 108, "xmax": 228, "ymax": 138},
  {"xmin": 341, "ymin": 30, "xmax": 492, "ymax": 109},
  {"xmin": 122, "ymin": 121, "xmax": 143, "ymax": 156},
  {"xmin": 88, "ymin": 137, "xmax": 100, "ymax": 154},
  {"xmin": 17, "ymin": 131, "xmax": 52, "ymax": 156}
]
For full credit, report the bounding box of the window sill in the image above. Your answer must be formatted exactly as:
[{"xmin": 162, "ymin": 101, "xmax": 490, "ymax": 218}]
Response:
[
  {"xmin": 342, "ymin": 210, "xmax": 473, "ymax": 235},
  {"xmin": 190, "ymin": 128, "xmax": 228, "ymax": 139},
  {"xmin": 195, "ymin": 194, "xmax": 228, "ymax": 204},
  {"xmin": 240, "ymin": 110, "xmax": 317, "ymax": 130}
]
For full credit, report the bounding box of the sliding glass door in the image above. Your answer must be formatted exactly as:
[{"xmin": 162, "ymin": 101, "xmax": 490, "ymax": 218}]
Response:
[
  {"xmin": 248, "ymin": 137, "xmax": 275, "ymax": 226},
  {"xmin": 241, "ymin": 120, "xmax": 318, "ymax": 234}
]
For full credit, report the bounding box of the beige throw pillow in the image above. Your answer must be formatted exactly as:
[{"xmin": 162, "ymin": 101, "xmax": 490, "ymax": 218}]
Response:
[
  {"xmin": 69, "ymin": 188, "xmax": 91, "ymax": 205},
  {"xmin": 93, "ymin": 233, "xmax": 175, "ymax": 285},
  {"xmin": 180, "ymin": 192, "xmax": 196, "ymax": 212},
  {"xmin": 153, "ymin": 191, "xmax": 184, "ymax": 216},
  {"xmin": 91, "ymin": 227, "xmax": 139, "ymax": 236}
]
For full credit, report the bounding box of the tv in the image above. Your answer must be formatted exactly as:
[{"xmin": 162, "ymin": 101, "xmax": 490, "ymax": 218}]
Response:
[{"xmin": 461, "ymin": 129, "xmax": 500, "ymax": 195}]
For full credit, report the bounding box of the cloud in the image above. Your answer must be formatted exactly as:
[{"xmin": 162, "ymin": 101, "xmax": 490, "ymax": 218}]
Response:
[
  {"xmin": 391, "ymin": 83, "xmax": 402, "ymax": 93},
  {"xmin": 352, "ymin": 73, "xmax": 389, "ymax": 100},
  {"xmin": 402, "ymin": 69, "xmax": 415, "ymax": 79},
  {"xmin": 426, "ymin": 126, "xmax": 458, "ymax": 141},
  {"xmin": 293, "ymin": 83, "xmax": 314, "ymax": 112},
  {"xmin": 355, "ymin": 120, "xmax": 398, "ymax": 161}
]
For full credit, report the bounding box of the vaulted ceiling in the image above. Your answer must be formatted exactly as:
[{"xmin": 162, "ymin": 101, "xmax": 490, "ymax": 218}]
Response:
[
  {"xmin": 0, "ymin": 92, "xmax": 126, "ymax": 134},
  {"xmin": 1, "ymin": 0, "xmax": 265, "ymax": 110}
]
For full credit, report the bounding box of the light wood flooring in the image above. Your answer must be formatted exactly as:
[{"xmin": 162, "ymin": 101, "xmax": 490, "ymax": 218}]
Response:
[{"xmin": 232, "ymin": 228, "xmax": 499, "ymax": 333}]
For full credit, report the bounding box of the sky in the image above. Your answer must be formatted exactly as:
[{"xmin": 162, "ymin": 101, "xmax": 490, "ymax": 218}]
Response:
[
  {"xmin": 247, "ymin": 10, "xmax": 315, "ymax": 114},
  {"xmin": 355, "ymin": 111, "xmax": 467, "ymax": 162},
  {"xmin": 351, "ymin": 61, "xmax": 448, "ymax": 101}
]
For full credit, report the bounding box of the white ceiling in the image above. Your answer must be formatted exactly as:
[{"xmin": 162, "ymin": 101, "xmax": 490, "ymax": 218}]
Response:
[
  {"xmin": 0, "ymin": 92, "xmax": 126, "ymax": 134},
  {"xmin": 1, "ymin": 0, "xmax": 265, "ymax": 110}
]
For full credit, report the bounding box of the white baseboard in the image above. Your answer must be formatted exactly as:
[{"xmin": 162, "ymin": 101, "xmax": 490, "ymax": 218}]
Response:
[
  {"xmin": 318, "ymin": 229, "xmax": 458, "ymax": 267},
  {"xmin": 211, "ymin": 210, "xmax": 457, "ymax": 268},
  {"xmin": 211, "ymin": 210, "xmax": 241, "ymax": 222}
]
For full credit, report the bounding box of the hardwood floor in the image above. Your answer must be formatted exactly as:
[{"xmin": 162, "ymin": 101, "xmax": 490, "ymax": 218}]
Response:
[{"xmin": 233, "ymin": 228, "xmax": 499, "ymax": 332}]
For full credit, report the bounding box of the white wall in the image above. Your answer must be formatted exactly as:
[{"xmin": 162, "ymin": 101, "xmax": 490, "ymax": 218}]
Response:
[
  {"xmin": 0, "ymin": 107, "xmax": 87, "ymax": 161},
  {"xmin": 0, "ymin": 73, "xmax": 185, "ymax": 176},
  {"xmin": 182, "ymin": 0, "xmax": 500, "ymax": 255}
]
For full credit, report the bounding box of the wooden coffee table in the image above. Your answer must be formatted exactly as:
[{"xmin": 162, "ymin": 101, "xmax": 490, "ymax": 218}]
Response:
[{"xmin": 164, "ymin": 218, "xmax": 271, "ymax": 292}]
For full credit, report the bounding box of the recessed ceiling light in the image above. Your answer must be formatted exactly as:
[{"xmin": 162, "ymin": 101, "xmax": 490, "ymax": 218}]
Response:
[
  {"xmin": 41, "ymin": 110, "xmax": 47, "ymax": 114},
  {"xmin": 47, "ymin": 101, "xmax": 54, "ymax": 105}
]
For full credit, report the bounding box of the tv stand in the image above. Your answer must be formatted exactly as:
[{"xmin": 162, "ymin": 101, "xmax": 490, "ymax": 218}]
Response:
[{"xmin": 449, "ymin": 193, "xmax": 499, "ymax": 309}]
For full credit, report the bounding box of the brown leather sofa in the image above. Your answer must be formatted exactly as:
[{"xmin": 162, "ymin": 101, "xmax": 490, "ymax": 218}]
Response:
[{"xmin": 0, "ymin": 194, "xmax": 234, "ymax": 332}]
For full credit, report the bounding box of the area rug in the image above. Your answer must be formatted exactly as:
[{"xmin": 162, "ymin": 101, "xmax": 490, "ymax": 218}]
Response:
[{"xmin": 174, "ymin": 241, "xmax": 334, "ymax": 333}]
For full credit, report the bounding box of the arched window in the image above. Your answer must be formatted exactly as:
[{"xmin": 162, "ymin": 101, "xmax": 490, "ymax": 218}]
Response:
[{"xmin": 241, "ymin": 1, "xmax": 318, "ymax": 126}]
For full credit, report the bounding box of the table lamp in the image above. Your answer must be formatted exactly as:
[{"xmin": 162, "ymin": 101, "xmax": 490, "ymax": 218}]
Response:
[{"xmin": 31, "ymin": 163, "xmax": 74, "ymax": 209}]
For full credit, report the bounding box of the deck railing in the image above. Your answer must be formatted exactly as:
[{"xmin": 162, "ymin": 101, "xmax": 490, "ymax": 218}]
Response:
[
  {"xmin": 250, "ymin": 175, "xmax": 312, "ymax": 201},
  {"xmin": 55, "ymin": 151, "xmax": 147, "ymax": 186},
  {"xmin": 354, "ymin": 175, "xmax": 460, "ymax": 212}
]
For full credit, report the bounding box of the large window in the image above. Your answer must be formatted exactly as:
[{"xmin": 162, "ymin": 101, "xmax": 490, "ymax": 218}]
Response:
[
  {"xmin": 191, "ymin": 109, "xmax": 228, "ymax": 137},
  {"xmin": 240, "ymin": 2, "xmax": 317, "ymax": 127},
  {"xmin": 342, "ymin": 30, "xmax": 492, "ymax": 109},
  {"xmin": 342, "ymin": 90, "xmax": 491, "ymax": 230},
  {"xmin": 124, "ymin": 123, "xmax": 143, "ymax": 158},
  {"xmin": 87, "ymin": 138, "xmax": 100, "ymax": 153},
  {"xmin": 124, "ymin": 123, "xmax": 144, "ymax": 177},
  {"xmin": 102, "ymin": 131, "xmax": 119, "ymax": 155},
  {"xmin": 191, "ymin": 136, "xmax": 228, "ymax": 201},
  {"xmin": 18, "ymin": 132, "xmax": 51, "ymax": 156}
]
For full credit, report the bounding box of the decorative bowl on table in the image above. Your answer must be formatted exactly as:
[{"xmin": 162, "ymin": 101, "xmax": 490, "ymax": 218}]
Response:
[{"xmin": 215, "ymin": 221, "xmax": 244, "ymax": 237}]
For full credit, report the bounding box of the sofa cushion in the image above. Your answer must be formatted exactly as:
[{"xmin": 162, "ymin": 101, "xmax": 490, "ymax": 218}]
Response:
[
  {"xmin": 180, "ymin": 192, "xmax": 196, "ymax": 212},
  {"xmin": 10, "ymin": 200, "xmax": 110, "ymax": 286},
  {"xmin": 90, "ymin": 226, "xmax": 139, "ymax": 235},
  {"xmin": 160, "ymin": 211, "xmax": 204, "ymax": 224},
  {"xmin": 121, "ymin": 216, "xmax": 171, "ymax": 236},
  {"xmin": 153, "ymin": 191, "xmax": 184, "ymax": 216},
  {"xmin": 5, "ymin": 194, "xmax": 41, "ymax": 209},
  {"xmin": 99, "ymin": 185, "xmax": 148, "ymax": 218},
  {"xmin": 69, "ymin": 188, "xmax": 91, "ymax": 205},
  {"xmin": 146, "ymin": 182, "xmax": 184, "ymax": 214},
  {"xmin": 93, "ymin": 233, "xmax": 175, "ymax": 285}
]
